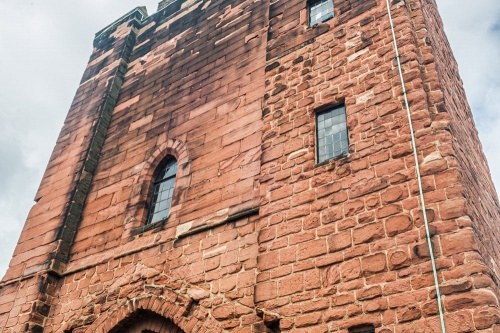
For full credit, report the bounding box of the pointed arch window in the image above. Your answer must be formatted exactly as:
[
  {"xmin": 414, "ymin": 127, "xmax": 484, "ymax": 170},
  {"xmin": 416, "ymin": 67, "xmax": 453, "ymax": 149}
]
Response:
[{"xmin": 147, "ymin": 158, "xmax": 178, "ymax": 225}]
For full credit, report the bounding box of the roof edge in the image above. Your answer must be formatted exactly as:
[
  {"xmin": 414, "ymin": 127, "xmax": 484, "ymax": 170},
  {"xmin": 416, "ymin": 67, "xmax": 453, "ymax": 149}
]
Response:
[{"xmin": 94, "ymin": 6, "xmax": 148, "ymax": 40}]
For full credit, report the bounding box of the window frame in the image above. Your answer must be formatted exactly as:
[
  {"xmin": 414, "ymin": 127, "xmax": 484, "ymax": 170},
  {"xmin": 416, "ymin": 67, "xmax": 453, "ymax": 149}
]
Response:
[
  {"xmin": 146, "ymin": 157, "xmax": 178, "ymax": 225},
  {"xmin": 308, "ymin": 0, "xmax": 335, "ymax": 26},
  {"xmin": 315, "ymin": 103, "xmax": 349, "ymax": 164}
]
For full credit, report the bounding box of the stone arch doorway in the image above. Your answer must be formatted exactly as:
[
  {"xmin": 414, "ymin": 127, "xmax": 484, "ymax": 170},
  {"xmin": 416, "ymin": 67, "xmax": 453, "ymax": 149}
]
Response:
[
  {"xmin": 83, "ymin": 293, "xmax": 222, "ymax": 333},
  {"xmin": 108, "ymin": 310, "xmax": 184, "ymax": 333}
]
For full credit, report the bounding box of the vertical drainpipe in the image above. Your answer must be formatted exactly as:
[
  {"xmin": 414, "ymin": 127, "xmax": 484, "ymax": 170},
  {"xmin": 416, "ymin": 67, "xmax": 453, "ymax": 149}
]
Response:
[{"xmin": 384, "ymin": 0, "xmax": 447, "ymax": 331}]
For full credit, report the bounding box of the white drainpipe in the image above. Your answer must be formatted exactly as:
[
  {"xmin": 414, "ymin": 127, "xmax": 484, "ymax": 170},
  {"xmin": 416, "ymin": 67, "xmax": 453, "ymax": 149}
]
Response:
[{"xmin": 385, "ymin": 0, "xmax": 447, "ymax": 331}]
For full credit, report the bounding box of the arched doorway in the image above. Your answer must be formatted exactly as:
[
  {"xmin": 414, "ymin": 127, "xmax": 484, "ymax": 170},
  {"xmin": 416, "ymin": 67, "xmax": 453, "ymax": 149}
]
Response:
[{"xmin": 109, "ymin": 310, "xmax": 184, "ymax": 333}]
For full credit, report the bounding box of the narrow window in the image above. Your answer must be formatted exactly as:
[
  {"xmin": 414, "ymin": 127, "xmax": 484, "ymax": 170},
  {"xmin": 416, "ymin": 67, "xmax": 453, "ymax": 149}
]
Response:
[
  {"xmin": 308, "ymin": 0, "xmax": 334, "ymax": 26},
  {"xmin": 316, "ymin": 104, "xmax": 348, "ymax": 163},
  {"xmin": 147, "ymin": 158, "xmax": 178, "ymax": 224}
]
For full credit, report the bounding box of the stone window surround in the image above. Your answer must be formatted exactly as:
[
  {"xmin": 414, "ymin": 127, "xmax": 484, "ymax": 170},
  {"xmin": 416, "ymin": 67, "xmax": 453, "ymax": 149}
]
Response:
[
  {"xmin": 120, "ymin": 136, "xmax": 259, "ymax": 240},
  {"xmin": 122, "ymin": 138, "xmax": 191, "ymax": 239},
  {"xmin": 146, "ymin": 157, "xmax": 178, "ymax": 225}
]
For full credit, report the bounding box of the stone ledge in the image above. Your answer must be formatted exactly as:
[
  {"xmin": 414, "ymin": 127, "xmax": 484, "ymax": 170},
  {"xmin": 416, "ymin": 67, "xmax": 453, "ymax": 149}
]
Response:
[
  {"xmin": 130, "ymin": 219, "xmax": 165, "ymax": 236},
  {"xmin": 314, "ymin": 152, "xmax": 349, "ymax": 169},
  {"xmin": 176, "ymin": 206, "xmax": 260, "ymax": 239}
]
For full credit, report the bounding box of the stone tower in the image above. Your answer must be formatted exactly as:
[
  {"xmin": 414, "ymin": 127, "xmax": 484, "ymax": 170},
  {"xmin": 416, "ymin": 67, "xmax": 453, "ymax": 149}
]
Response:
[{"xmin": 1, "ymin": 0, "xmax": 499, "ymax": 332}]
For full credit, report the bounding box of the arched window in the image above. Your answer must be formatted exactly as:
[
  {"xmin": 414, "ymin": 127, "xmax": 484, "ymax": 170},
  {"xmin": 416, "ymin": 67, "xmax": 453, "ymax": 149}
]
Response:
[{"xmin": 147, "ymin": 158, "xmax": 178, "ymax": 225}]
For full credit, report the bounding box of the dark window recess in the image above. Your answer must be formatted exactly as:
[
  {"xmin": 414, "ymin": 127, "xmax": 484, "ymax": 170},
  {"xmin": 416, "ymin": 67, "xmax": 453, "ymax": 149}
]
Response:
[
  {"xmin": 147, "ymin": 158, "xmax": 178, "ymax": 224},
  {"xmin": 316, "ymin": 104, "xmax": 348, "ymax": 163},
  {"xmin": 349, "ymin": 325, "xmax": 375, "ymax": 333},
  {"xmin": 309, "ymin": 0, "xmax": 334, "ymax": 26}
]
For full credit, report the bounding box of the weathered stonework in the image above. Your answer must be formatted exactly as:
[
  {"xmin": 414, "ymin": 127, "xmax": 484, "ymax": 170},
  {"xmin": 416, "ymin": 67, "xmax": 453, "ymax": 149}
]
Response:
[{"xmin": 1, "ymin": 0, "xmax": 499, "ymax": 332}]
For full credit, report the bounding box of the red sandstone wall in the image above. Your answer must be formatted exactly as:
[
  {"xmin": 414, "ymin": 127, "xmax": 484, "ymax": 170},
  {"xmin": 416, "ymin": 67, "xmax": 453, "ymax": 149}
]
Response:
[
  {"xmin": 257, "ymin": 0, "xmax": 500, "ymax": 331},
  {"xmin": 1, "ymin": 0, "xmax": 500, "ymax": 332},
  {"xmin": 48, "ymin": 1, "xmax": 267, "ymax": 332},
  {"xmin": 68, "ymin": 0, "xmax": 266, "ymax": 263},
  {"xmin": 1, "ymin": 0, "xmax": 268, "ymax": 331},
  {"xmin": 44, "ymin": 214, "xmax": 260, "ymax": 333}
]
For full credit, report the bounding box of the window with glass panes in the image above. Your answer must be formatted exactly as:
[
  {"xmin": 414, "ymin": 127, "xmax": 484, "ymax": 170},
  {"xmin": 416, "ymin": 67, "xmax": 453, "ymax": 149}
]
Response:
[
  {"xmin": 147, "ymin": 158, "xmax": 177, "ymax": 224},
  {"xmin": 316, "ymin": 105, "xmax": 348, "ymax": 163},
  {"xmin": 309, "ymin": 0, "xmax": 334, "ymax": 26}
]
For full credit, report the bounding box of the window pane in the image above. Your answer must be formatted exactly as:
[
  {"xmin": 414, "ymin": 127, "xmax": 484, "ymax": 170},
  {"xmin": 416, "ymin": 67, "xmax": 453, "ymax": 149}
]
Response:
[
  {"xmin": 157, "ymin": 159, "xmax": 178, "ymax": 181},
  {"xmin": 309, "ymin": 0, "xmax": 334, "ymax": 26},
  {"xmin": 316, "ymin": 105, "xmax": 348, "ymax": 163},
  {"xmin": 147, "ymin": 159, "xmax": 178, "ymax": 224},
  {"xmin": 164, "ymin": 163, "xmax": 178, "ymax": 178}
]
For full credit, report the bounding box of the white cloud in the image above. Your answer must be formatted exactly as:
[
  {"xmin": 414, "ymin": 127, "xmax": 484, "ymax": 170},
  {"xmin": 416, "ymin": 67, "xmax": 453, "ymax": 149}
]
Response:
[{"xmin": 437, "ymin": 0, "xmax": 500, "ymax": 191}]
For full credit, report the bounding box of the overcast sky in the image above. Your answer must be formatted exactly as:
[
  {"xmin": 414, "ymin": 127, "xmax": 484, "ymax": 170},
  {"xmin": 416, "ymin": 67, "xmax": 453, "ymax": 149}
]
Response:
[{"xmin": 0, "ymin": 1, "xmax": 499, "ymax": 279}]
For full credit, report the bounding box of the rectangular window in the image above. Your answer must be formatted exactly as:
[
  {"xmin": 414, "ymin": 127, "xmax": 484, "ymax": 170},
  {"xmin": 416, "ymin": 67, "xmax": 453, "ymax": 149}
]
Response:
[
  {"xmin": 316, "ymin": 104, "xmax": 348, "ymax": 163},
  {"xmin": 309, "ymin": 0, "xmax": 334, "ymax": 26}
]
